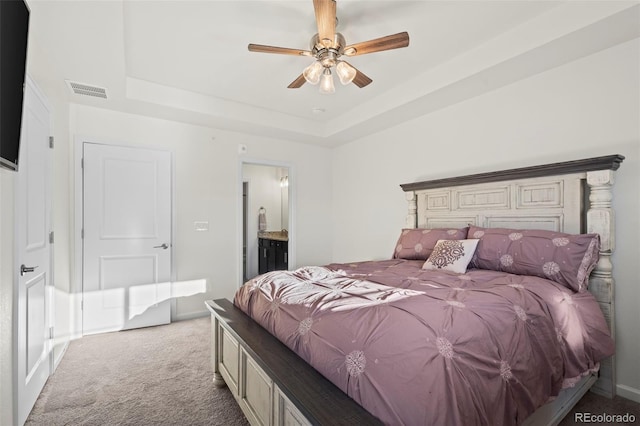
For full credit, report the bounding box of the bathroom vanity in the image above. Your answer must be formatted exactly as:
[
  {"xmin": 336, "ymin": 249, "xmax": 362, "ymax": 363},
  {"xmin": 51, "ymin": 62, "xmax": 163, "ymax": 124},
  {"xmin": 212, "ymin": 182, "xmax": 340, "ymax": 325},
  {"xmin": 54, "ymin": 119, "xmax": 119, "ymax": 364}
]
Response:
[{"xmin": 258, "ymin": 231, "xmax": 288, "ymax": 274}]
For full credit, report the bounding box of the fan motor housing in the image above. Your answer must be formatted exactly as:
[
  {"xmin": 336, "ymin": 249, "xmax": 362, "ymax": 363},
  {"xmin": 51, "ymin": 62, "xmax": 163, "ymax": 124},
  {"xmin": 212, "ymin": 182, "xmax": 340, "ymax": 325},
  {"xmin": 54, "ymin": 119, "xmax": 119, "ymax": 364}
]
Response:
[{"xmin": 310, "ymin": 32, "xmax": 345, "ymax": 67}]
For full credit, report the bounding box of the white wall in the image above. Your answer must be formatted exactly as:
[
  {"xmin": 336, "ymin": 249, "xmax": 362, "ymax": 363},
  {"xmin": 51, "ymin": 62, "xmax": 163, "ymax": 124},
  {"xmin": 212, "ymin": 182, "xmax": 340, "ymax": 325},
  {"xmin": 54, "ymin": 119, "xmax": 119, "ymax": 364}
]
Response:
[
  {"xmin": 331, "ymin": 39, "xmax": 640, "ymax": 400},
  {"xmin": 0, "ymin": 169, "xmax": 16, "ymax": 426},
  {"xmin": 70, "ymin": 105, "xmax": 333, "ymax": 320}
]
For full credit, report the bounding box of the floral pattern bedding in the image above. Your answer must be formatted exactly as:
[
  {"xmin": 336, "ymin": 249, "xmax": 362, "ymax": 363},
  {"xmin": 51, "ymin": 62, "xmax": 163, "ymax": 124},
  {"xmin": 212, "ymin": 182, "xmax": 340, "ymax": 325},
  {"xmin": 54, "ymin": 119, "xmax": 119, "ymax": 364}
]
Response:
[{"xmin": 234, "ymin": 260, "xmax": 614, "ymax": 425}]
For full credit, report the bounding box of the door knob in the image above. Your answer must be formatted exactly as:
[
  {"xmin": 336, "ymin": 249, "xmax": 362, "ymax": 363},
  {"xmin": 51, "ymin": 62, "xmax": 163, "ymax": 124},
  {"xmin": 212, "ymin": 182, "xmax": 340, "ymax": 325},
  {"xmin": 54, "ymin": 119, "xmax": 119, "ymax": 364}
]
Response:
[
  {"xmin": 153, "ymin": 243, "xmax": 169, "ymax": 249},
  {"xmin": 20, "ymin": 264, "xmax": 38, "ymax": 276}
]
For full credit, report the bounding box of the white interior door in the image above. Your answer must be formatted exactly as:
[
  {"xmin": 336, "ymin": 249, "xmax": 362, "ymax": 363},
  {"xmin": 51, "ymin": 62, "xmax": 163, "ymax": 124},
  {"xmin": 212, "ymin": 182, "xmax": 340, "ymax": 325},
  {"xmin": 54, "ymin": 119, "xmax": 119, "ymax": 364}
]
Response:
[
  {"xmin": 16, "ymin": 78, "xmax": 52, "ymax": 425},
  {"xmin": 82, "ymin": 143, "xmax": 172, "ymax": 335}
]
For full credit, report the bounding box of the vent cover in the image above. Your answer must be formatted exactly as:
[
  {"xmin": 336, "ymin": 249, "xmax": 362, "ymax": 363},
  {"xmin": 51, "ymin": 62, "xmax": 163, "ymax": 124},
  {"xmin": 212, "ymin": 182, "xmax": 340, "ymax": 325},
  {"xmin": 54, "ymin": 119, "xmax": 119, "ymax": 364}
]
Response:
[{"xmin": 65, "ymin": 80, "xmax": 108, "ymax": 99}]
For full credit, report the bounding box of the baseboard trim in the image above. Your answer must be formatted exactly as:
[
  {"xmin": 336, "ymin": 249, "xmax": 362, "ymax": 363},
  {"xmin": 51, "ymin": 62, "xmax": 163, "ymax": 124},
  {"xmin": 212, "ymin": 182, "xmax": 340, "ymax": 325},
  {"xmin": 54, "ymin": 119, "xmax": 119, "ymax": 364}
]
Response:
[
  {"xmin": 174, "ymin": 310, "xmax": 209, "ymax": 322},
  {"xmin": 53, "ymin": 340, "xmax": 69, "ymax": 372},
  {"xmin": 616, "ymin": 384, "xmax": 640, "ymax": 403}
]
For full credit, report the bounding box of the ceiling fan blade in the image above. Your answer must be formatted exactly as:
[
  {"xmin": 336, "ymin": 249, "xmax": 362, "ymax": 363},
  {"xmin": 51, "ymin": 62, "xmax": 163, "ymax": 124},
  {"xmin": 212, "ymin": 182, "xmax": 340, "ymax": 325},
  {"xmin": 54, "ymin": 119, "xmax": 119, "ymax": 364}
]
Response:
[
  {"xmin": 248, "ymin": 44, "xmax": 312, "ymax": 56},
  {"xmin": 343, "ymin": 62, "xmax": 372, "ymax": 88},
  {"xmin": 343, "ymin": 32, "xmax": 410, "ymax": 56},
  {"xmin": 287, "ymin": 74, "xmax": 307, "ymax": 89},
  {"xmin": 313, "ymin": 0, "xmax": 336, "ymax": 47}
]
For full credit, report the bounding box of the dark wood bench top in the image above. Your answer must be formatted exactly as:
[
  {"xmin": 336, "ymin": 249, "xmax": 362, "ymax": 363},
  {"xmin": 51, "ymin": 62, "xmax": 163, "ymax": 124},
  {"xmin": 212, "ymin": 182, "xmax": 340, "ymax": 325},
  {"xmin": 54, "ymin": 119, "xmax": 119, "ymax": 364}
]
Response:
[{"xmin": 206, "ymin": 298, "xmax": 383, "ymax": 426}]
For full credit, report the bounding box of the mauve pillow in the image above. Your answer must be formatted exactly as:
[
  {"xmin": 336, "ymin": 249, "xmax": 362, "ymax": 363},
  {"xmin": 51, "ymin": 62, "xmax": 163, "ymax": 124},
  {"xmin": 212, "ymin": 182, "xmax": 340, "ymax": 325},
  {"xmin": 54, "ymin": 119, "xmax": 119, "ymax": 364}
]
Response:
[
  {"xmin": 393, "ymin": 227, "xmax": 468, "ymax": 260},
  {"xmin": 468, "ymin": 225, "xmax": 600, "ymax": 292}
]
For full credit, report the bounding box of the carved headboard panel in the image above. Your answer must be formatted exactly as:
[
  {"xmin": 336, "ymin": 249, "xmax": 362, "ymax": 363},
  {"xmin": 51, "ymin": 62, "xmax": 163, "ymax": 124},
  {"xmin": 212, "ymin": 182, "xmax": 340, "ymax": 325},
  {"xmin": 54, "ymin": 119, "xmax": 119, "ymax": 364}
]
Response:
[
  {"xmin": 410, "ymin": 174, "xmax": 584, "ymax": 233},
  {"xmin": 400, "ymin": 155, "xmax": 624, "ymax": 398}
]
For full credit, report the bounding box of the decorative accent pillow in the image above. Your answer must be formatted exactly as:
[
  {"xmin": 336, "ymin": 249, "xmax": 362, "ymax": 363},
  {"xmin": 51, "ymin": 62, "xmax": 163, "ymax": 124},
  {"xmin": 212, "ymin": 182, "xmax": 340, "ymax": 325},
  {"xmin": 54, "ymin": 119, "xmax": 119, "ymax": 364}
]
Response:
[
  {"xmin": 393, "ymin": 227, "xmax": 469, "ymax": 260},
  {"xmin": 468, "ymin": 225, "xmax": 600, "ymax": 292},
  {"xmin": 422, "ymin": 239, "xmax": 479, "ymax": 273}
]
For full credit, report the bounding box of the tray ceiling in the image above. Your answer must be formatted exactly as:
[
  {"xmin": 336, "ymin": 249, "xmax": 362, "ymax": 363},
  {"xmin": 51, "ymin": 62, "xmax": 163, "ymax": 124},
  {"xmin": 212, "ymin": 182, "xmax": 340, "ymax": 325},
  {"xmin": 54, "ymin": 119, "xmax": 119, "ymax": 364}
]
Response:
[{"xmin": 26, "ymin": 1, "xmax": 640, "ymax": 147}]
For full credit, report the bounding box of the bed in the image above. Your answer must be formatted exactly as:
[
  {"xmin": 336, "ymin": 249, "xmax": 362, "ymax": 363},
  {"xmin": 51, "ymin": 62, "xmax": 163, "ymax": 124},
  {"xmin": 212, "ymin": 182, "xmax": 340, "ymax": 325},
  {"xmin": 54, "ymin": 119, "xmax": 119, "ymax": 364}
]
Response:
[{"xmin": 206, "ymin": 154, "xmax": 623, "ymax": 426}]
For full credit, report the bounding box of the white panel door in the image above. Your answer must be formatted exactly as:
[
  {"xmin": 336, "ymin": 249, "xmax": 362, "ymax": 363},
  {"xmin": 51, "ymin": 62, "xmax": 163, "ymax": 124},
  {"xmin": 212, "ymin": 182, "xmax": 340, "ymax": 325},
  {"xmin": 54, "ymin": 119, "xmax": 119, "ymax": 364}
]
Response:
[
  {"xmin": 16, "ymin": 78, "xmax": 52, "ymax": 425},
  {"xmin": 82, "ymin": 143, "xmax": 172, "ymax": 335}
]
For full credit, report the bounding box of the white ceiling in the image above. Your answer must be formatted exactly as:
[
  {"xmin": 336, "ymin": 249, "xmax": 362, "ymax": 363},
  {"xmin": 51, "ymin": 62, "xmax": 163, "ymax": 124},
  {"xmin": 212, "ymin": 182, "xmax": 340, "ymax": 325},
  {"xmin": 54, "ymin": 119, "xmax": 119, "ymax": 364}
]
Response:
[{"xmin": 26, "ymin": 1, "xmax": 640, "ymax": 147}]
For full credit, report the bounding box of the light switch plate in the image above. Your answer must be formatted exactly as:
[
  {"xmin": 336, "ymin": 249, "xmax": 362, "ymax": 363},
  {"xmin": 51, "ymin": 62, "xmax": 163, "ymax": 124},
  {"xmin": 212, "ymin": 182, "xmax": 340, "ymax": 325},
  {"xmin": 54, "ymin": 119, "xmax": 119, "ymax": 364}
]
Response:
[{"xmin": 194, "ymin": 221, "xmax": 209, "ymax": 231}]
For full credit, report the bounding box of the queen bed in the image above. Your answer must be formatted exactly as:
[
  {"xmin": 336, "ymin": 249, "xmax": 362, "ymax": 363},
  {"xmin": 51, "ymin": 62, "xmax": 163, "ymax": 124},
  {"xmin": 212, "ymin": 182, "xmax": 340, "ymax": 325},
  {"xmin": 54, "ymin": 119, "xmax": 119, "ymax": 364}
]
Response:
[{"xmin": 206, "ymin": 154, "xmax": 623, "ymax": 426}]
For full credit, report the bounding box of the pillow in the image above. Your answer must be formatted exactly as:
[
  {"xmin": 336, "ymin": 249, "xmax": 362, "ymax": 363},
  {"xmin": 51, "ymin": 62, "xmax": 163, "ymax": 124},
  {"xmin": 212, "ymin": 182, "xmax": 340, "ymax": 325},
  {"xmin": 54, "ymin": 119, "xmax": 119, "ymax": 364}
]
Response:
[
  {"xmin": 468, "ymin": 225, "xmax": 600, "ymax": 292},
  {"xmin": 393, "ymin": 227, "xmax": 469, "ymax": 260},
  {"xmin": 423, "ymin": 239, "xmax": 479, "ymax": 273}
]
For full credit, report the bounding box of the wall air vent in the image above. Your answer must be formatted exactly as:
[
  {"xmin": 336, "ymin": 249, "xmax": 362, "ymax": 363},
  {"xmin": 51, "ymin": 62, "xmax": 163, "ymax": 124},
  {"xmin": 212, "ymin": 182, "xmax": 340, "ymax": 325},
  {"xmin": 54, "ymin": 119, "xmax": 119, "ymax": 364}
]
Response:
[{"xmin": 65, "ymin": 80, "xmax": 108, "ymax": 99}]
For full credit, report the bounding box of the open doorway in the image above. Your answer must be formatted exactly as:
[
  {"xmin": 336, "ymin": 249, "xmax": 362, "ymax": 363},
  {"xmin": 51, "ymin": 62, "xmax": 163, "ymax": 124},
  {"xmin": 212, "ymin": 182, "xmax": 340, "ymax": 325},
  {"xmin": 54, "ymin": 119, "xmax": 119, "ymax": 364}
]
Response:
[
  {"xmin": 241, "ymin": 162, "xmax": 292, "ymax": 284},
  {"xmin": 243, "ymin": 182, "xmax": 248, "ymax": 282}
]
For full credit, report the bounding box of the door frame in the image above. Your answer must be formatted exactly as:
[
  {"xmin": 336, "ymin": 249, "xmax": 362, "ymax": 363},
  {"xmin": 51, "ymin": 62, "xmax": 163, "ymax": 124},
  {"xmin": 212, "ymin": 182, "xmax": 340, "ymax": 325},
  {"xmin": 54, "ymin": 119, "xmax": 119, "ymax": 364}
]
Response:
[
  {"xmin": 238, "ymin": 158, "xmax": 295, "ymax": 287},
  {"xmin": 242, "ymin": 180, "xmax": 249, "ymax": 282},
  {"xmin": 73, "ymin": 137, "xmax": 176, "ymax": 338}
]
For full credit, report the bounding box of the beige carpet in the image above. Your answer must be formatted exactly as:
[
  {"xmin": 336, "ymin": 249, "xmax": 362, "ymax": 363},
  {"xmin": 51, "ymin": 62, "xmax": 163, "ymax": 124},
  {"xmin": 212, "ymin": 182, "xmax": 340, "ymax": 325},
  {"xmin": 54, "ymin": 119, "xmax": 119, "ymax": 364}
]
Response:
[{"xmin": 26, "ymin": 317, "xmax": 248, "ymax": 426}]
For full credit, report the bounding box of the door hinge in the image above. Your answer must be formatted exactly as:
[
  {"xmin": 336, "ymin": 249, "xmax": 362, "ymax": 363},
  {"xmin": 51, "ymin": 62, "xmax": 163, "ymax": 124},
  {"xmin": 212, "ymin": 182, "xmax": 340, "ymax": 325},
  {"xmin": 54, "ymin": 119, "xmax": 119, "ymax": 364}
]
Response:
[
  {"xmin": 81, "ymin": 228, "xmax": 84, "ymax": 239},
  {"xmin": 81, "ymin": 300, "xmax": 83, "ymax": 310},
  {"xmin": 81, "ymin": 158, "xmax": 84, "ymax": 169},
  {"xmin": 49, "ymin": 231, "xmax": 54, "ymax": 244},
  {"xmin": 49, "ymin": 326, "xmax": 54, "ymax": 339},
  {"xmin": 49, "ymin": 136, "xmax": 54, "ymax": 149}
]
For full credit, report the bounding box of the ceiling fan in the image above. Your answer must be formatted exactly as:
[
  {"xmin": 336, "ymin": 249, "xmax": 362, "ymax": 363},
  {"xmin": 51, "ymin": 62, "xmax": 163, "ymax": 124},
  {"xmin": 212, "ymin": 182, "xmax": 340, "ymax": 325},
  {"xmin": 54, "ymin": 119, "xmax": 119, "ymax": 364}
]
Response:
[{"xmin": 248, "ymin": 0, "xmax": 410, "ymax": 94}]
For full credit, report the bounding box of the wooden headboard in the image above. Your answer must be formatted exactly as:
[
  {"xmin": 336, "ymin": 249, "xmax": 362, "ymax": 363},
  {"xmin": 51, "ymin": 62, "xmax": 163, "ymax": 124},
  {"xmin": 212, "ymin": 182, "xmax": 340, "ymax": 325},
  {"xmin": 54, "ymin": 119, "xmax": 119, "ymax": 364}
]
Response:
[{"xmin": 400, "ymin": 154, "xmax": 624, "ymax": 398}]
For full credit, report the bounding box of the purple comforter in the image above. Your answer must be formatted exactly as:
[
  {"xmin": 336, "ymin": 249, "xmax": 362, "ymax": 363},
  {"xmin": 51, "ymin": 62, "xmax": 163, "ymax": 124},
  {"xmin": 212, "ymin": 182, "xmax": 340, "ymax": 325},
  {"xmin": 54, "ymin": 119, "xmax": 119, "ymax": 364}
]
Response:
[{"xmin": 234, "ymin": 260, "xmax": 614, "ymax": 425}]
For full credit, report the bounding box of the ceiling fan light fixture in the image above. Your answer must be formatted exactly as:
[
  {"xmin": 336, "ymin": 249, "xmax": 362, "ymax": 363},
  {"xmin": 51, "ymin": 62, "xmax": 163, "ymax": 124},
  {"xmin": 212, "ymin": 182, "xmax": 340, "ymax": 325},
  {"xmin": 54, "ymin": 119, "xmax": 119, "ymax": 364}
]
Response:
[
  {"xmin": 319, "ymin": 68, "xmax": 335, "ymax": 95},
  {"xmin": 303, "ymin": 61, "xmax": 323, "ymax": 85},
  {"xmin": 336, "ymin": 61, "xmax": 356, "ymax": 85},
  {"xmin": 248, "ymin": 1, "xmax": 410, "ymax": 93}
]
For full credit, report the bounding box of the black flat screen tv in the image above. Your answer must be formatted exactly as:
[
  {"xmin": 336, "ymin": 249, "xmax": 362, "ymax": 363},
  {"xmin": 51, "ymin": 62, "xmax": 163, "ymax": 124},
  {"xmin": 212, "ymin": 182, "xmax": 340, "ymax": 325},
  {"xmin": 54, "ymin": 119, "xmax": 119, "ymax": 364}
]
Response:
[{"xmin": 0, "ymin": 0, "xmax": 30, "ymax": 172}]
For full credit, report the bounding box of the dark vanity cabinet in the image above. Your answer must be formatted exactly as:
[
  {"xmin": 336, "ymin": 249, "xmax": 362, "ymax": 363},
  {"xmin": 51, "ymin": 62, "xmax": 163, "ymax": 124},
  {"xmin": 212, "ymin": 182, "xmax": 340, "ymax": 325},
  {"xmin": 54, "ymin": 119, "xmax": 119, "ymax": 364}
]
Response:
[{"xmin": 258, "ymin": 238, "xmax": 288, "ymax": 274}]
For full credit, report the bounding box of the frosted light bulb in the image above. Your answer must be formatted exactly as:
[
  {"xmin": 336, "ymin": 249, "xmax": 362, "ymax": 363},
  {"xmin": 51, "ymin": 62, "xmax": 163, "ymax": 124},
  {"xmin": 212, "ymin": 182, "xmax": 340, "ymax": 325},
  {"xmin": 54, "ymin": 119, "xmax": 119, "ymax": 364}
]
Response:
[
  {"xmin": 303, "ymin": 61, "xmax": 322, "ymax": 85},
  {"xmin": 336, "ymin": 61, "xmax": 356, "ymax": 85},
  {"xmin": 319, "ymin": 68, "xmax": 335, "ymax": 95}
]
